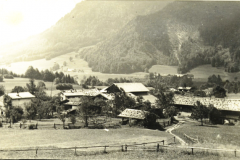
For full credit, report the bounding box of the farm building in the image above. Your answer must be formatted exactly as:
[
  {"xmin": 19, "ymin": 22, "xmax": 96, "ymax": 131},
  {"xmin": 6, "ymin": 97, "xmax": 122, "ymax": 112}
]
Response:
[
  {"xmin": 118, "ymin": 108, "xmax": 148, "ymax": 125},
  {"xmin": 105, "ymin": 83, "xmax": 149, "ymax": 96},
  {"xmin": 174, "ymin": 95, "xmax": 240, "ymax": 122},
  {"xmin": 0, "ymin": 92, "xmax": 35, "ymax": 116},
  {"xmin": 8, "ymin": 92, "xmax": 35, "ymax": 109},
  {"xmin": 105, "ymin": 83, "xmax": 157, "ymax": 106},
  {"xmin": 60, "ymin": 89, "xmax": 113, "ymax": 114}
]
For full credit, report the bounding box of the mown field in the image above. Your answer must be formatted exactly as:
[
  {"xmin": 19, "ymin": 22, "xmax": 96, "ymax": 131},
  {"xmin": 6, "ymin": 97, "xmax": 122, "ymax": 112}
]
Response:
[
  {"xmin": 149, "ymin": 64, "xmax": 240, "ymax": 82},
  {"xmin": 172, "ymin": 121, "xmax": 240, "ymax": 150},
  {"xmin": 1, "ymin": 147, "xmax": 234, "ymax": 160},
  {"xmin": 0, "ymin": 127, "xmax": 172, "ymax": 150},
  {"xmin": 0, "ymin": 77, "xmax": 81, "ymax": 95},
  {"xmin": 0, "ymin": 52, "xmax": 148, "ymax": 82}
]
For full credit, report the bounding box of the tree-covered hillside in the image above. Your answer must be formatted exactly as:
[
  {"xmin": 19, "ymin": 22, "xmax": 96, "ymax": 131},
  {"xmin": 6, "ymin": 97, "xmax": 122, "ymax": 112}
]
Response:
[
  {"xmin": 0, "ymin": 1, "xmax": 169, "ymax": 63},
  {"xmin": 80, "ymin": 1, "xmax": 240, "ymax": 73}
]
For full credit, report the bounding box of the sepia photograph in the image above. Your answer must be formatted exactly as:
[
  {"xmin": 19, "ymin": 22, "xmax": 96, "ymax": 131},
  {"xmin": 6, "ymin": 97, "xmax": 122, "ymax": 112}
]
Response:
[{"xmin": 0, "ymin": 0, "xmax": 240, "ymax": 159}]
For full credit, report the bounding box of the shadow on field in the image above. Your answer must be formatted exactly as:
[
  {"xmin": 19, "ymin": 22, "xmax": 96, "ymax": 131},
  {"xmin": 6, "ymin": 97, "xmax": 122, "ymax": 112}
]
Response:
[
  {"xmin": 195, "ymin": 125, "xmax": 218, "ymax": 128},
  {"xmin": 38, "ymin": 119, "xmax": 55, "ymax": 122}
]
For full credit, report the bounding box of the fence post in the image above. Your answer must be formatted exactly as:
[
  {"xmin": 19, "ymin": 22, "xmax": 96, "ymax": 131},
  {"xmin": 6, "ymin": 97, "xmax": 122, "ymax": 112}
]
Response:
[
  {"xmin": 156, "ymin": 143, "xmax": 159, "ymax": 152},
  {"xmin": 162, "ymin": 140, "xmax": 164, "ymax": 146},
  {"xmin": 103, "ymin": 146, "xmax": 107, "ymax": 153},
  {"xmin": 191, "ymin": 148, "xmax": 194, "ymax": 155},
  {"xmin": 74, "ymin": 147, "xmax": 77, "ymax": 156},
  {"xmin": 235, "ymin": 149, "xmax": 237, "ymax": 157},
  {"xmin": 122, "ymin": 145, "xmax": 124, "ymax": 152},
  {"xmin": 125, "ymin": 144, "xmax": 127, "ymax": 152},
  {"xmin": 54, "ymin": 123, "xmax": 56, "ymax": 129},
  {"xmin": 174, "ymin": 137, "xmax": 175, "ymax": 143},
  {"xmin": 36, "ymin": 123, "xmax": 38, "ymax": 129},
  {"xmin": 36, "ymin": 148, "xmax": 38, "ymax": 157}
]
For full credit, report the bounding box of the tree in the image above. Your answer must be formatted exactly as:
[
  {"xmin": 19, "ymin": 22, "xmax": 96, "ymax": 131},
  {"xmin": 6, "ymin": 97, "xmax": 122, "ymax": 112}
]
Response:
[
  {"xmin": 0, "ymin": 75, "xmax": 3, "ymax": 82},
  {"xmin": 0, "ymin": 85, "xmax": 5, "ymax": 96},
  {"xmin": 57, "ymin": 105, "xmax": 67, "ymax": 128},
  {"xmin": 164, "ymin": 106, "xmax": 178, "ymax": 122},
  {"xmin": 113, "ymin": 90, "xmax": 136, "ymax": 116},
  {"xmin": 69, "ymin": 57, "xmax": 73, "ymax": 62},
  {"xmin": 213, "ymin": 85, "xmax": 226, "ymax": 98},
  {"xmin": 70, "ymin": 115, "xmax": 76, "ymax": 125},
  {"xmin": 4, "ymin": 95, "xmax": 24, "ymax": 125},
  {"xmin": 52, "ymin": 63, "xmax": 60, "ymax": 71},
  {"xmin": 26, "ymin": 78, "xmax": 37, "ymax": 95},
  {"xmin": 37, "ymin": 81, "xmax": 46, "ymax": 90},
  {"xmin": 208, "ymin": 104, "xmax": 221, "ymax": 124},
  {"xmin": 78, "ymin": 97, "xmax": 100, "ymax": 127},
  {"xmin": 191, "ymin": 101, "xmax": 209, "ymax": 126},
  {"xmin": 24, "ymin": 102, "xmax": 37, "ymax": 121},
  {"xmin": 11, "ymin": 86, "xmax": 25, "ymax": 93},
  {"xmin": 155, "ymin": 91, "xmax": 174, "ymax": 109},
  {"xmin": 54, "ymin": 78, "xmax": 60, "ymax": 85}
]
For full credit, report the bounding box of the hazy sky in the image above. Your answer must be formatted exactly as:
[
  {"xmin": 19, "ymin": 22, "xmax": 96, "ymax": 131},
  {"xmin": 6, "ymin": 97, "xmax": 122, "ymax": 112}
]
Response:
[{"xmin": 0, "ymin": 0, "xmax": 82, "ymax": 47}]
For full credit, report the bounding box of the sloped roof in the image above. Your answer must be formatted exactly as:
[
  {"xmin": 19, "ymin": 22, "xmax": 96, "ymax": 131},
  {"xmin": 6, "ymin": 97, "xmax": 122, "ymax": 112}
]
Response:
[
  {"xmin": 112, "ymin": 83, "xmax": 149, "ymax": 93},
  {"xmin": 8, "ymin": 92, "xmax": 35, "ymax": 99},
  {"xmin": 118, "ymin": 108, "xmax": 148, "ymax": 119},
  {"xmin": 142, "ymin": 94, "xmax": 157, "ymax": 104}
]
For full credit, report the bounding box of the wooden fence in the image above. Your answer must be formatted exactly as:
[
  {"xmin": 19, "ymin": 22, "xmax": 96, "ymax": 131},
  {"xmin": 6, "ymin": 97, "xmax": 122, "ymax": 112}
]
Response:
[{"xmin": 0, "ymin": 137, "xmax": 238, "ymax": 158}]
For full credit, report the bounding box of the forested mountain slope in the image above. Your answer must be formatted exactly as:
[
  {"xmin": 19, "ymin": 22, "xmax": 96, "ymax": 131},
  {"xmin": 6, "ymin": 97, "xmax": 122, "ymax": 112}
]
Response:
[
  {"xmin": 80, "ymin": 1, "xmax": 240, "ymax": 73},
  {"xmin": 2, "ymin": 1, "xmax": 240, "ymax": 74},
  {"xmin": 0, "ymin": 0, "xmax": 169, "ymax": 63}
]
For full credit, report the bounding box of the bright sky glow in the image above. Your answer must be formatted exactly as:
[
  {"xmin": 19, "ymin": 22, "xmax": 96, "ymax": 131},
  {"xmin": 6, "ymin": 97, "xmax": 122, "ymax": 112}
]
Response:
[{"xmin": 0, "ymin": 0, "xmax": 82, "ymax": 47}]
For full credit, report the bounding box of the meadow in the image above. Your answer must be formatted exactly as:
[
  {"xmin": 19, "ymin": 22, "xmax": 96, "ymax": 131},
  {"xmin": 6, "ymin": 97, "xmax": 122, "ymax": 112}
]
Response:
[
  {"xmin": 172, "ymin": 121, "xmax": 240, "ymax": 150},
  {"xmin": 0, "ymin": 52, "xmax": 148, "ymax": 82},
  {"xmin": 149, "ymin": 64, "xmax": 240, "ymax": 82},
  {"xmin": 0, "ymin": 77, "xmax": 81, "ymax": 95},
  {"xmin": 0, "ymin": 127, "xmax": 172, "ymax": 150}
]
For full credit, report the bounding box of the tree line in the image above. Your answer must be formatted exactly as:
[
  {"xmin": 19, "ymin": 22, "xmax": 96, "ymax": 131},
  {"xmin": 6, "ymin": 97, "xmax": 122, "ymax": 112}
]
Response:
[
  {"xmin": 80, "ymin": 76, "xmax": 133, "ymax": 88},
  {"xmin": 24, "ymin": 66, "xmax": 75, "ymax": 83}
]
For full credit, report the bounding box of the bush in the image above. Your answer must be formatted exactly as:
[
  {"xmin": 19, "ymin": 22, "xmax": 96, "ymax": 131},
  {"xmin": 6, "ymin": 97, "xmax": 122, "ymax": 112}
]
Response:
[
  {"xmin": 56, "ymin": 83, "xmax": 73, "ymax": 90},
  {"xmin": 4, "ymin": 74, "xmax": 14, "ymax": 79},
  {"xmin": 28, "ymin": 124, "xmax": 36, "ymax": 130},
  {"xmin": 70, "ymin": 115, "xmax": 76, "ymax": 125}
]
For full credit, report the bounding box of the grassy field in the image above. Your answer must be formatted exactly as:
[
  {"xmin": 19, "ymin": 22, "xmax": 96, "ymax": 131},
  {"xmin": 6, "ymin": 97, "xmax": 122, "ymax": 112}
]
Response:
[
  {"xmin": 0, "ymin": 77, "xmax": 81, "ymax": 95},
  {"xmin": 0, "ymin": 52, "xmax": 148, "ymax": 82},
  {"xmin": 1, "ymin": 147, "xmax": 234, "ymax": 160},
  {"xmin": 172, "ymin": 121, "xmax": 240, "ymax": 150},
  {"xmin": 0, "ymin": 127, "xmax": 172, "ymax": 150},
  {"xmin": 149, "ymin": 65, "xmax": 178, "ymax": 75},
  {"xmin": 149, "ymin": 64, "xmax": 240, "ymax": 82}
]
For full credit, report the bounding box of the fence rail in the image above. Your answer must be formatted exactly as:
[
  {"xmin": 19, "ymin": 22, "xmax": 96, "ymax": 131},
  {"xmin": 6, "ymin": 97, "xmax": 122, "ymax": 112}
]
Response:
[{"xmin": 0, "ymin": 137, "xmax": 238, "ymax": 158}]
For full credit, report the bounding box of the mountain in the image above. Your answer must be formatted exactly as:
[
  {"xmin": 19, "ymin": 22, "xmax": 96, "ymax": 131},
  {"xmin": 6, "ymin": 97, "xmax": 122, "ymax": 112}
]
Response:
[
  {"xmin": 79, "ymin": 1, "xmax": 240, "ymax": 73},
  {"xmin": 0, "ymin": 0, "xmax": 170, "ymax": 63}
]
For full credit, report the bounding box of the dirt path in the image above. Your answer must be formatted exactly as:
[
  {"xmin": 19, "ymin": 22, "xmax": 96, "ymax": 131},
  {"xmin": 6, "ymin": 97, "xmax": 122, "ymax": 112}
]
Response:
[{"xmin": 165, "ymin": 121, "xmax": 188, "ymax": 146}]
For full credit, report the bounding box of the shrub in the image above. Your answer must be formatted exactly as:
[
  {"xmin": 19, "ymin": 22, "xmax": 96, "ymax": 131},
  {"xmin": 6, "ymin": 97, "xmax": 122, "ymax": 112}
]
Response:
[
  {"xmin": 28, "ymin": 124, "xmax": 35, "ymax": 130},
  {"xmin": 56, "ymin": 83, "xmax": 73, "ymax": 90},
  {"xmin": 4, "ymin": 74, "xmax": 14, "ymax": 79},
  {"xmin": 70, "ymin": 115, "xmax": 76, "ymax": 125}
]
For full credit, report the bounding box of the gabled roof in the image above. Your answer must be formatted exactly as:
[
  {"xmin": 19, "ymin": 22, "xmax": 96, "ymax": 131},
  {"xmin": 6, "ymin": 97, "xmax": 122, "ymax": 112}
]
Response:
[
  {"xmin": 8, "ymin": 92, "xmax": 35, "ymax": 100},
  {"xmin": 118, "ymin": 108, "xmax": 148, "ymax": 119},
  {"xmin": 142, "ymin": 94, "xmax": 158, "ymax": 104},
  {"xmin": 110, "ymin": 83, "xmax": 149, "ymax": 93}
]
